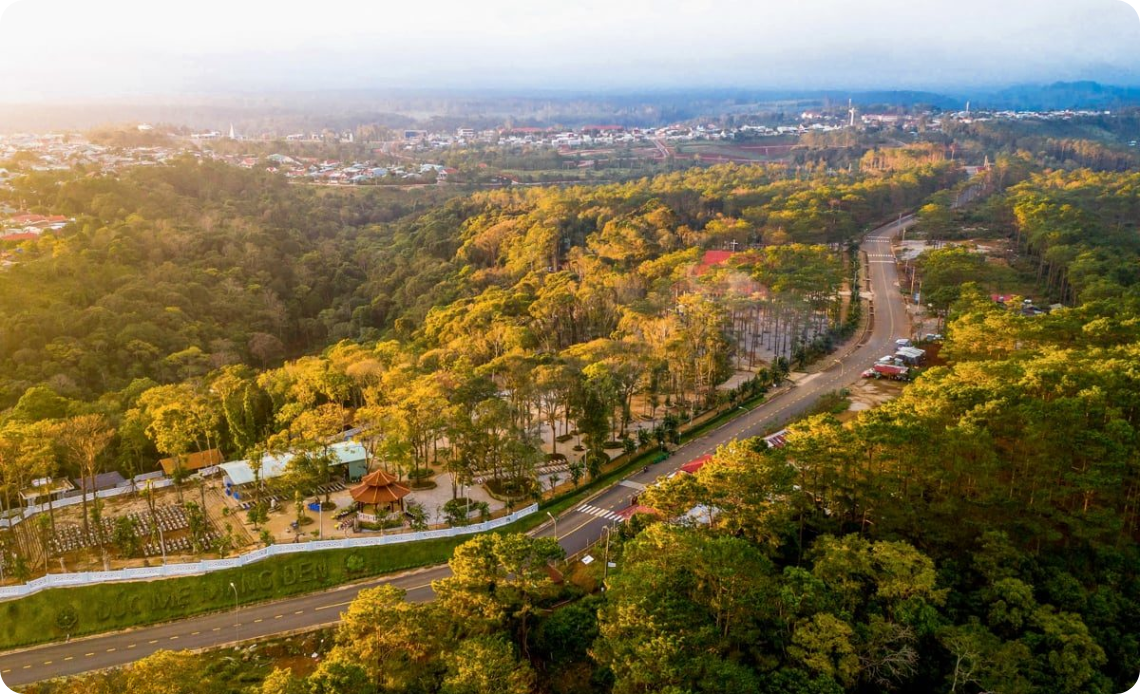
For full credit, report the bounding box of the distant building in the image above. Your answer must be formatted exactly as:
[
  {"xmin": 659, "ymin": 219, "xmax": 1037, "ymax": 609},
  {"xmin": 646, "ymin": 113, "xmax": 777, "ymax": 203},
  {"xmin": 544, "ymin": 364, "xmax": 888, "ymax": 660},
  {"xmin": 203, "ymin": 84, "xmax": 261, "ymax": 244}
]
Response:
[
  {"xmin": 159, "ymin": 449, "xmax": 225, "ymax": 477},
  {"xmin": 219, "ymin": 441, "xmax": 369, "ymax": 487},
  {"xmin": 73, "ymin": 471, "xmax": 128, "ymax": 494}
]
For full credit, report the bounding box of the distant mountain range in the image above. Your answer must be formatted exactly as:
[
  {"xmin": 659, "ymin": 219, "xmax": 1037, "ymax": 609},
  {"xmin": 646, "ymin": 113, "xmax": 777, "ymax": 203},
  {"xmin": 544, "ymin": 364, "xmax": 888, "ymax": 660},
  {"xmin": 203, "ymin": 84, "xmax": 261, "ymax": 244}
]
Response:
[
  {"xmin": 974, "ymin": 81, "xmax": 1140, "ymax": 111},
  {"xmin": 2, "ymin": 82, "xmax": 1140, "ymax": 134},
  {"xmin": 789, "ymin": 82, "xmax": 1140, "ymax": 112}
]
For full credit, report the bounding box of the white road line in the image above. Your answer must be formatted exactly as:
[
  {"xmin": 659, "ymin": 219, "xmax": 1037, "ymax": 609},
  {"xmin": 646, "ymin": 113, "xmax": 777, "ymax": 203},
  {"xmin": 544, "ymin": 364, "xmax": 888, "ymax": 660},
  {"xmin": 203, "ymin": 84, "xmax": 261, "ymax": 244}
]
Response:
[{"xmin": 576, "ymin": 504, "xmax": 622, "ymax": 521}]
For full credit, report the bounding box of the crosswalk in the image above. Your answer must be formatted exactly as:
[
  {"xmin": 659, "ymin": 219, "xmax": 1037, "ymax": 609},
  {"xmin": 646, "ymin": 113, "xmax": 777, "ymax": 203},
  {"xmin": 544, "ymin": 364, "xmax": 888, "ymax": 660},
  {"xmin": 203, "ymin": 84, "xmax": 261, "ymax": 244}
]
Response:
[
  {"xmin": 618, "ymin": 480, "xmax": 647, "ymax": 491},
  {"xmin": 576, "ymin": 503, "xmax": 623, "ymax": 522}
]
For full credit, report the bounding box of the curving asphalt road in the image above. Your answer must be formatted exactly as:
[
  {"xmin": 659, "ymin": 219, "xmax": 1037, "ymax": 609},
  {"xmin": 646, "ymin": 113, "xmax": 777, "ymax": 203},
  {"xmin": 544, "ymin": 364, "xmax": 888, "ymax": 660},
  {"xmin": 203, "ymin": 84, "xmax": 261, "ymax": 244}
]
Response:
[{"xmin": 0, "ymin": 215, "xmax": 914, "ymax": 689}]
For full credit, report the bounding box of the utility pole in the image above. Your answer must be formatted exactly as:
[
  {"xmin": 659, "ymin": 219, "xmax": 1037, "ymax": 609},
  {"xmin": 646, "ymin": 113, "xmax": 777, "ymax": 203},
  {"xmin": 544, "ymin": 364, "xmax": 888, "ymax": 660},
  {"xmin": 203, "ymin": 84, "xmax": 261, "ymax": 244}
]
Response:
[{"xmin": 547, "ymin": 512, "xmax": 558, "ymax": 540}]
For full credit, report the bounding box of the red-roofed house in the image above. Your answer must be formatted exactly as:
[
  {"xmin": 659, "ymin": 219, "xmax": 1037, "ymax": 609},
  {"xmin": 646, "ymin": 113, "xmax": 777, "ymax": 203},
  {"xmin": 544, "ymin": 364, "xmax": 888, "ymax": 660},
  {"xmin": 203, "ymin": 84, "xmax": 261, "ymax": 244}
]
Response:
[{"xmin": 680, "ymin": 454, "xmax": 714, "ymax": 475}]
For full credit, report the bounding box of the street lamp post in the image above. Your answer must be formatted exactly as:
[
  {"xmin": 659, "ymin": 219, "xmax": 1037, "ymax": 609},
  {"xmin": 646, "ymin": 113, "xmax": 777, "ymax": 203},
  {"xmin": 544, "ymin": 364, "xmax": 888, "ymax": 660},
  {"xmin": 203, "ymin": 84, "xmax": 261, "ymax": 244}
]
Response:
[
  {"xmin": 603, "ymin": 525, "xmax": 614, "ymax": 582},
  {"xmin": 317, "ymin": 499, "xmax": 323, "ymax": 540},
  {"xmin": 229, "ymin": 582, "xmax": 239, "ymax": 643},
  {"xmin": 547, "ymin": 512, "xmax": 558, "ymax": 540}
]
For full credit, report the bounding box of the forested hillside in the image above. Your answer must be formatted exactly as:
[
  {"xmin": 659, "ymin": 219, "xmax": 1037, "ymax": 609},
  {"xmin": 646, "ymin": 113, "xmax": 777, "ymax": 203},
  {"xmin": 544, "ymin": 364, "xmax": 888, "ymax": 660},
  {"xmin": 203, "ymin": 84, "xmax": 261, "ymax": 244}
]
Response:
[
  {"xmin": 40, "ymin": 280, "xmax": 1140, "ymax": 692},
  {"xmin": 7, "ymin": 133, "xmax": 1140, "ymax": 694},
  {"xmin": 47, "ymin": 280, "xmax": 1140, "ymax": 694},
  {"xmin": 0, "ymin": 160, "xmax": 443, "ymax": 404},
  {"xmin": 0, "ymin": 159, "xmax": 954, "ymax": 493}
]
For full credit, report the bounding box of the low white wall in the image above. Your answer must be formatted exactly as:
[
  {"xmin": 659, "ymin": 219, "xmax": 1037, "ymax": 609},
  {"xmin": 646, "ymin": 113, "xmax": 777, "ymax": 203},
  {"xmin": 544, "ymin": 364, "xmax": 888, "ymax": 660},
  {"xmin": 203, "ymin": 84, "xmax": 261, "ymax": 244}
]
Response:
[
  {"xmin": 0, "ymin": 504, "xmax": 538, "ymax": 600},
  {"xmin": 0, "ymin": 479, "xmax": 175, "ymax": 530}
]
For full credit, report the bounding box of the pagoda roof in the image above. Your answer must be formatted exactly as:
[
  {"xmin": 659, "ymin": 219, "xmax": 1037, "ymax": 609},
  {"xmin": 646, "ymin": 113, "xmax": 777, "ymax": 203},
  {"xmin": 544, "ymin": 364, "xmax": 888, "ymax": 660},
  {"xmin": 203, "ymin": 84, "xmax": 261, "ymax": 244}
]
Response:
[{"xmin": 350, "ymin": 468, "xmax": 411, "ymax": 506}]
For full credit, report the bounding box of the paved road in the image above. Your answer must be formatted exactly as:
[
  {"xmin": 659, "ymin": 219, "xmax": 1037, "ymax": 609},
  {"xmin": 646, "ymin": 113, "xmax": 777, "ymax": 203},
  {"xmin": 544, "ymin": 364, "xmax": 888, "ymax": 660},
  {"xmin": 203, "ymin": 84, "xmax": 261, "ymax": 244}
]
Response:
[{"xmin": 0, "ymin": 215, "xmax": 913, "ymax": 688}]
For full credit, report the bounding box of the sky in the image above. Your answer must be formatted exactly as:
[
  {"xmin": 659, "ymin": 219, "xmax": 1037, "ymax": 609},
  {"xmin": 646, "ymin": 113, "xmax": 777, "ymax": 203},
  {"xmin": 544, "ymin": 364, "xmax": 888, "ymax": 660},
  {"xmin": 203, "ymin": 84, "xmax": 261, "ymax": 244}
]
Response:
[{"xmin": 0, "ymin": 0, "xmax": 1138, "ymax": 102}]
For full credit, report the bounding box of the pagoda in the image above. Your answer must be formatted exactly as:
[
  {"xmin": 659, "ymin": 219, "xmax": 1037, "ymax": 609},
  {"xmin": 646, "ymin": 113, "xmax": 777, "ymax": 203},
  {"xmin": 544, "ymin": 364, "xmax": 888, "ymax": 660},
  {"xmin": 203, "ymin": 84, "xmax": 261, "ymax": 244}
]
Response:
[{"xmin": 349, "ymin": 468, "xmax": 411, "ymax": 514}]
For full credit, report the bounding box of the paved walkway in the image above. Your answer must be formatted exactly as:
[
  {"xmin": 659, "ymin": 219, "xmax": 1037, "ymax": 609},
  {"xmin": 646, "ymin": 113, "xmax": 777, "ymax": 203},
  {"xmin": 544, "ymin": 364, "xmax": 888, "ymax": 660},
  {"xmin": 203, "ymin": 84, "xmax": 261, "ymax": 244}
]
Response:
[{"xmin": 405, "ymin": 473, "xmax": 497, "ymax": 524}]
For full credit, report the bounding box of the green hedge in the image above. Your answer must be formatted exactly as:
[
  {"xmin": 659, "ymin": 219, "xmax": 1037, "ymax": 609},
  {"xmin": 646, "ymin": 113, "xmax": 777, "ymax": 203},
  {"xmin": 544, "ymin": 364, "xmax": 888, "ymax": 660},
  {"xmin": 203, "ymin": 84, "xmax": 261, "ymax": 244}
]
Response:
[{"xmin": 0, "ymin": 536, "xmax": 466, "ymax": 651}]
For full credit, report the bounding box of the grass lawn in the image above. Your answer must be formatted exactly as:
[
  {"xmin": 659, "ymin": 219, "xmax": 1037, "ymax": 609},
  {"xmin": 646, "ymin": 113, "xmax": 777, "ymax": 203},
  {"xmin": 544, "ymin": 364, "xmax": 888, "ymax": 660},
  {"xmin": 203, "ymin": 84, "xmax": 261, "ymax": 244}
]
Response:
[{"xmin": 0, "ymin": 536, "xmax": 466, "ymax": 651}]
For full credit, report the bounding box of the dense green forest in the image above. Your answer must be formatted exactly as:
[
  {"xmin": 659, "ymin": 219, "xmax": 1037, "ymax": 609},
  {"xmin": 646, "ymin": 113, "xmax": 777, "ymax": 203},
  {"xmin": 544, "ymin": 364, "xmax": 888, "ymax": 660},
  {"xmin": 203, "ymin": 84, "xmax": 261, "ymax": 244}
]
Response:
[
  {"xmin": 35, "ymin": 284, "xmax": 1140, "ymax": 694},
  {"xmin": 0, "ymin": 158, "xmax": 954, "ymax": 514},
  {"xmin": 7, "ymin": 133, "xmax": 1140, "ymax": 693},
  {"xmin": 0, "ymin": 160, "xmax": 450, "ymax": 404}
]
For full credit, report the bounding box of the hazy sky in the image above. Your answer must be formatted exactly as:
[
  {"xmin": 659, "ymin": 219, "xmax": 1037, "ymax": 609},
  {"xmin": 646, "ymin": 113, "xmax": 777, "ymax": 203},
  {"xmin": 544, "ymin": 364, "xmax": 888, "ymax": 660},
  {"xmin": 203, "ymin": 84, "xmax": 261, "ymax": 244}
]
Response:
[{"xmin": 1, "ymin": 0, "xmax": 1139, "ymax": 101}]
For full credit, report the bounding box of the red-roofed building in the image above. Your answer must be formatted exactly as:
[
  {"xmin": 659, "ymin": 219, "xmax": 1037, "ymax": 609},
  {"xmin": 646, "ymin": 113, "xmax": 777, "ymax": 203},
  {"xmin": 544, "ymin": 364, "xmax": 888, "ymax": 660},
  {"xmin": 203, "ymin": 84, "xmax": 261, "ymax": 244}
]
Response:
[
  {"xmin": 690, "ymin": 249, "xmax": 766, "ymax": 299},
  {"xmin": 1, "ymin": 232, "xmax": 39, "ymax": 242},
  {"xmin": 616, "ymin": 504, "xmax": 658, "ymax": 522},
  {"xmin": 695, "ymin": 249, "xmax": 736, "ymax": 276},
  {"xmin": 680, "ymin": 454, "xmax": 714, "ymax": 475},
  {"xmin": 991, "ymin": 294, "xmax": 1022, "ymax": 304}
]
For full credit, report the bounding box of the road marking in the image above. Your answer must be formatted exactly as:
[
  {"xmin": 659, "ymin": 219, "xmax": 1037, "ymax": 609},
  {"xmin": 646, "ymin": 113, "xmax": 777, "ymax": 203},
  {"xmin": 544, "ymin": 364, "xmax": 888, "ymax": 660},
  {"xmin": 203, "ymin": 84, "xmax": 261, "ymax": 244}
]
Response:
[
  {"xmin": 212, "ymin": 627, "xmax": 221, "ymax": 632},
  {"xmin": 576, "ymin": 504, "xmax": 622, "ymax": 522},
  {"xmin": 43, "ymin": 660, "xmax": 52, "ymax": 665},
  {"xmin": 294, "ymin": 610, "xmax": 304, "ymax": 615},
  {"xmin": 618, "ymin": 480, "xmax": 646, "ymax": 491},
  {"xmin": 149, "ymin": 640, "xmax": 159, "ymax": 644},
  {"xmin": 253, "ymin": 618, "xmax": 263, "ymax": 623},
  {"xmin": 127, "ymin": 644, "xmax": 136, "ymax": 649},
  {"xmin": 190, "ymin": 631, "xmax": 200, "ymax": 636},
  {"xmin": 562, "ymin": 514, "xmax": 608, "ymax": 539},
  {"xmin": 169, "ymin": 636, "xmax": 179, "ymax": 640},
  {"xmin": 0, "ymin": 669, "xmax": 9, "ymax": 674},
  {"xmin": 274, "ymin": 614, "xmax": 283, "ymax": 619},
  {"xmin": 314, "ymin": 601, "xmax": 354, "ymax": 611},
  {"xmin": 106, "ymin": 648, "xmax": 116, "ymax": 653},
  {"xmin": 63, "ymin": 657, "xmax": 73, "ymax": 661},
  {"xmin": 85, "ymin": 653, "xmax": 95, "ymax": 657},
  {"xmin": 22, "ymin": 665, "xmax": 30, "ymax": 669}
]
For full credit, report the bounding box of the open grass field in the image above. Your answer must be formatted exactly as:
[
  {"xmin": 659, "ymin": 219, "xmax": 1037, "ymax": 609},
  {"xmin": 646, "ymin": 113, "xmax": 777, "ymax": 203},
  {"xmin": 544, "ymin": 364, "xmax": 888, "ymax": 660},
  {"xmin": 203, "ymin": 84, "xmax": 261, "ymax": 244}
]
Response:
[{"xmin": 673, "ymin": 141, "xmax": 797, "ymax": 163}]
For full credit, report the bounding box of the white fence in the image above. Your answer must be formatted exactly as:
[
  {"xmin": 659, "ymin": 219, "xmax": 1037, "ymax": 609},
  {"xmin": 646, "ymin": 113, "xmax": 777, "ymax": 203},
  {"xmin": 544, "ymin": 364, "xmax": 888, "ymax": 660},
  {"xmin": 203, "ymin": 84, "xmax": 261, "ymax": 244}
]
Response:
[
  {"xmin": 0, "ymin": 504, "xmax": 538, "ymax": 600},
  {"xmin": 0, "ymin": 479, "xmax": 175, "ymax": 530}
]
